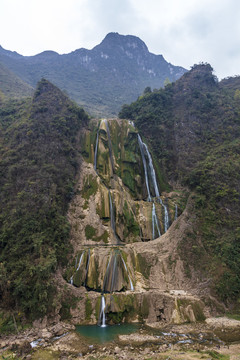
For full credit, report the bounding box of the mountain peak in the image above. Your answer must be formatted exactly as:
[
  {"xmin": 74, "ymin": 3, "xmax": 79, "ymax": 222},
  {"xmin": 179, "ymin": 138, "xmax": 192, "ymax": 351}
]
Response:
[
  {"xmin": 33, "ymin": 78, "xmax": 68, "ymax": 104},
  {"xmin": 94, "ymin": 32, "xmax": 149, "ymax": 53}
]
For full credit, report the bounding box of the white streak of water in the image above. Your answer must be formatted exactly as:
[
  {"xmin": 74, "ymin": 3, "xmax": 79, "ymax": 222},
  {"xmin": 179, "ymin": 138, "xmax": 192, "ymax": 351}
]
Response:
[
  {"xmin": 128, "ymin": 120, "xmax": 135, "ymax": 128},
  {"xmin": 103, "ymin": 252, "xmax": 113, "ymax": 292},
  {"xmin": 77, "ymin": 251, "xmax": 84, "ymax": 271},
  {"xmin": 143, "ymin": 143, "xmax": 160, "ymax": 198},
  {"xmin": 94, "ymin": 130, "xmax": 99, "ymax": 171},
  {"xmin": 121, "ymin": 255, "xmax": 134, "ymax": 291},
  {"xmin": 152, "ymin": 203, "xmax": 161, "ymax": 239},
  {"xmin": 109, "ymin": 191, "xmax": 116, "ymax": 235},
  {"xmin": 100, "ymin": 295, "xmax": 107, "ymax": 327},
  {"xmin": 104, "ymin": 119, "xmax": 114, "ymax": 174},
  {"xmin": 137, "ymin": 134, "xmax": 151, "ymax": 201}
]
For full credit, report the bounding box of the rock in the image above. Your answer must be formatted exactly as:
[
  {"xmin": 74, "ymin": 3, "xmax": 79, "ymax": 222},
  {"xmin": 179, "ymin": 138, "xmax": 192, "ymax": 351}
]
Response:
[
  {"xmin": 114, "ymin": 346, "xmax": 121, "ymax": 354},
  {"xmin": 41, "ymin": 328, "xmax": 52, "ymax": 339},
  {"xmin": 15, "ymin": 340, "xmax": 32, "ymax": 356}
]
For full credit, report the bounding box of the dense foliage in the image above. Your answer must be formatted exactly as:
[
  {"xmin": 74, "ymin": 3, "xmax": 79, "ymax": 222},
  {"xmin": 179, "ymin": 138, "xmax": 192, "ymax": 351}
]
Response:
[
  {"xmin": 120, "ymin": 64, "xmax": 240, "ymax": 304},
  {"xmin": 0, "ymin": 79, "xmax": 89, "ymax": 317}
]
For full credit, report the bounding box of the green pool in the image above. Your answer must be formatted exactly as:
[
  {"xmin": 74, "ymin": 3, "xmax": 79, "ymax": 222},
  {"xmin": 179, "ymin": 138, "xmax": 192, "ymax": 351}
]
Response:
[{"xmin": 76, "ymin": 323, "xmax": 140, "ymax": 343}]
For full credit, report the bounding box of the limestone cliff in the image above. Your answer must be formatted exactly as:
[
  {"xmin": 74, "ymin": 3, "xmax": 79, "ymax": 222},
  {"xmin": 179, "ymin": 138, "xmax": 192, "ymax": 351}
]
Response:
[{"xmin": 63, "ymin": 118, "xmax": 214, "ymax": 325}]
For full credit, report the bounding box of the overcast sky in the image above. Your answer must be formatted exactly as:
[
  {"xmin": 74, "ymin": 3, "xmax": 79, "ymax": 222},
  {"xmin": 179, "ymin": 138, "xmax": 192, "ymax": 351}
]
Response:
[{"xmin": 1, "ymin": 0, "xmax": 240, "ymax": 79}]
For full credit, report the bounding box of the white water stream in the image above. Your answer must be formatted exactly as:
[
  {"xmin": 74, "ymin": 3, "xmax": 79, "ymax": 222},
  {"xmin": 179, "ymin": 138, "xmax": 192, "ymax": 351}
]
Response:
[{"xmin": 100, "ymin": 295, "xmax": 106, "ymax": 327}]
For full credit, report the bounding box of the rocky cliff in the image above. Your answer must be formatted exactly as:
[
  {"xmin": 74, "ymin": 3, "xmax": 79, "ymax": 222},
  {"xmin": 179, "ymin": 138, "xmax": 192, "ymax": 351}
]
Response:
[{"xmin": 61, "ymin": 118, "xmax": 213, "ymax": 326}]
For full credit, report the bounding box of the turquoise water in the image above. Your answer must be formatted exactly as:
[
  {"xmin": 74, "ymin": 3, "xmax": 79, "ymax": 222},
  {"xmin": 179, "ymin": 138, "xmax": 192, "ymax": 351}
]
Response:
[{"xmin": 75, "ymin": 323, "xmax": 140, "ymax": 343}]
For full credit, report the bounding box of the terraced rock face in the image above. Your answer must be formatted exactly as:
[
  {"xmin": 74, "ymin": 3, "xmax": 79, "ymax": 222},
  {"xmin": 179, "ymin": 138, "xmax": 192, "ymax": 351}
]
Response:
[{"xmin": 64, "ymin": 118, "xmax": 208, "ymax": 325}]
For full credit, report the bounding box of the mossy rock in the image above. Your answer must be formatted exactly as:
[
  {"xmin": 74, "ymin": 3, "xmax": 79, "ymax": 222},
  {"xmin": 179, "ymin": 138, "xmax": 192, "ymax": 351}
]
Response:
[
  {"xmin": 81, "ymin": 174, "xmax": 98, "ymax": 200},
  {"xmin": 136, "ymin": 253, "xmax": 151, "ymax": 279}
]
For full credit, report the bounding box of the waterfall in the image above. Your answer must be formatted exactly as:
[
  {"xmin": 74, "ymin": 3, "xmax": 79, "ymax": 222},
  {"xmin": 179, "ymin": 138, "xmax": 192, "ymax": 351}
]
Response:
[
  {"xmin": 120, "ymin": 254, "xmax": 134, "ymax": 291},
  {"xmin": 84, "ymin": 249, "xmax": 91, "ymax": 286},
  {"xmin": 110, "ymin": 254, "xmax": 118, "ymax": 293},
  {"xmin": 175, "ymin": 204, "xmax": 178, "ymax": 220},
  {"xmin": 69, "ymin": 251, "xmax": 85, "ymax": 285},
  {"xmin": 159, "ymin": 198, "xmax": 169, "ymax": 233},
  {"xmin": 128, "ymin": 120, "xmax": 135, "ymax": 128},
  {"xmin": 75, "ymin": 255, "xmax": 78, "ymax": 268},
  {"xmin": 103, "ymin": 252, "xmax": 113, "ymax": 293},
  {"xmin": 138, "ymin": 133, "xmax": 169, "ymax": 236},
  {"xmin": 137, "ymin": 134, "xmax": 151, "ymax": 201},
  {"xmin": 109, "ymin": 191, "xmax": 120, "ymax": 244},
  {"xmin": 94, "ymin": 130, "xmax": 99, "ymax": 171},
  {"xmin": 99, "ymin": 295, "xmax": 107, "ymax": 327},
  {"xmin": 104, "ymin": 119, "xmax": 115, "ymax": 174},
  {"xmin": 76, "ymin": 251, "xmax": 84, "ymax": 271},
  {"xmin": 138, "ymin": 134, "xmax": 170, "ymax": 234},
  {"xmin": 143, "ymin": 142, "xmax": 160, "ymax": 198},
  {"xmin": 109, "ymin": 191, "xmax": 116, "ymax": 235},
  {"xmin": 152, "ymin": 203, "xmax": 161, "ymax": 239}
]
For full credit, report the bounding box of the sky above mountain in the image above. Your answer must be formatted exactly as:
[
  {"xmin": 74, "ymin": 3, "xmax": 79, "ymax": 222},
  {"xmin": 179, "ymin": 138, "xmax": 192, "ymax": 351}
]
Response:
[{"xmin": 1, "ymin": 0, "xmax": 240, "ymax": 80}]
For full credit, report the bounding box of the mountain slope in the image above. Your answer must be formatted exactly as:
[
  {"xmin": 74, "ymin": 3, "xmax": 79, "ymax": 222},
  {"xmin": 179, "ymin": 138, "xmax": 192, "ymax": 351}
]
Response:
[
  {"xmin": 0, "ymin": 33, "xmax": 186, "ymax": 116},
  {"xmin": 0, "ymin": 61, "xmax": 33, "ymax": 100},
  {"xmin": 119, "ymin": 64, "xmax": 240, "ymax": 304},
  {"xmin": 0, "ymin": 80, "xmax": 89, "ymax": 317}
]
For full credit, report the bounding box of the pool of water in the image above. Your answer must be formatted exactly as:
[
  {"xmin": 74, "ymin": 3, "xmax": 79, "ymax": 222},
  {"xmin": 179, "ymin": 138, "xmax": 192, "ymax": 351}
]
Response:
[{"xmin": 75, "ymin": 323, "xmax": 141, "ymax": 343}]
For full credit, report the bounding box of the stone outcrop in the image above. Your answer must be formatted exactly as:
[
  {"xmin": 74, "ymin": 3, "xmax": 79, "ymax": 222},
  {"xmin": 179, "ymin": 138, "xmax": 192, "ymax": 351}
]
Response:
[{"xmin": 64, "ymin": 118, "xmax": 213, "ymax": 325}]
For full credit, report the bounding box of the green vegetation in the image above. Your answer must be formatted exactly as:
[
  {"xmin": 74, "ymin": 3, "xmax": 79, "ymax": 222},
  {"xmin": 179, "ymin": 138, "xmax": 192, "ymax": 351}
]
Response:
[
  {"xmin": 136, "ymin": 254, "xmax": 151, "ymax": 279},
  {"xmin": 59, "ymin": 292, "xmax": 78, "ymax": 320},
  {"xmin": 0, "ymin": 79, "xmax": 89, "ymax": 318},
  {"xmin": 206, "ymin": 351, "xmax": 229, "ymax": 360},
  {"xmin": 85, "ymin": 225, "xmax": 108, "ymax": 243},
  {"xmin": 85, "ymin": 225, "xmax": 97, "ymax": 239},
  {"xmin": 120, "ymin": 64, "xmax": 240, "ymax": 304},
  {"xmin": 85, "ymin": 294, "xmax": 93, "ymax": 320},
  {"xmin": 122, "ymin": 201, "xmax": 140, "ymax": 238}
]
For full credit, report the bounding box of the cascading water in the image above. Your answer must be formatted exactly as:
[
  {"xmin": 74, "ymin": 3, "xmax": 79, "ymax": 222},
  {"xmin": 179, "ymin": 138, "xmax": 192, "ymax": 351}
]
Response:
[
  {"xmin": 120, "ymin": 254, "xmax": 134, "ymax": 291},
  {"xmin": 104, "ymin": 119, "xmax": 115, "ymax": 174},
  {"xmin": 84, "ymin": 249, "xmax": 91, "ymax": 286},
  {"xmin": 138, "ymin": 133, "xmax": 170, "ymax": 236},
  {"xmin": 70, "ymin": 119, "xmax": 176, "ymax": 327},
  {"xmin": 108, "ymin": 191, "xmax": 121, "ymax": 245},
  {"xmin": 94, "ymin": 130, "xmax": 99, "ymax": 171},
  {"xmin": 103, "ymin": 252, "xmax": 113, "ymax": 293},
  {"xmin": 76, "ymin": 251, "xmax": 85, "ymax": 271},
  {"xmin": 128, "ymin": 120, "xmax": 135, "ymax": 128},
  {"xmin": 143, "ymin": 142, "xmax": 160, "ymax": 198},
  {"xmin": 99, "ymin": 295, "xmax": 106, "ymax": 327},
  {"xmin": 152, "ymin": 203, "xmax": 161, "ymax": 240},
  {"xmin": 137, "ymin": 134, "xmax": 151, "ymax": 202},
  {"xmin": 109, "ymin": 191, "xmax": 116, "ymax": 237},
  {"xmin": 159, "ymin": 198, "xmax": 169, "ymax": 233},
  {"xmin": 69, "ymin": 251, "xmax": 85, "ymax": 285},
  {"xmin": 110, "ymin": 254, "xmax": 118, "ymax": 293}
]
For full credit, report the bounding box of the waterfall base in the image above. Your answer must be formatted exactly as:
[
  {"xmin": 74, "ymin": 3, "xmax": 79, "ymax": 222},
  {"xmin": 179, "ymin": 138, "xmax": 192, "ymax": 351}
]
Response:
[{"xmin": 76, "ymin": 323, "xmax": 140, "ymax": 343}]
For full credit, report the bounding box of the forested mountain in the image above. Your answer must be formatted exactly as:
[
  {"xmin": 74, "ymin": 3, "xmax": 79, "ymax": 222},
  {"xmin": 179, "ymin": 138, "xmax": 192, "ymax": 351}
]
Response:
[
  {"xmin": 1, "ymin": 63, "xmax": 240, "ymax": 332},
  {"xmin": 119, "ymin": 63, "xmax": 240, "ymax": 303},
  {"xmin": 0, "ymin": 80, "xmax": 89, "ymax": 317},
  {"xmin": 0, "ymin": 33, "xmax": 186, "ymax": 116}
]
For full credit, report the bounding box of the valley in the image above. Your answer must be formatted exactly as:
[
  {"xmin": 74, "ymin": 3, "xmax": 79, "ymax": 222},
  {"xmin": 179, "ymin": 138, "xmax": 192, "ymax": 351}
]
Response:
[{"xmin": 0, "ymin": 63, "xmax": 240, "ymax": 359}]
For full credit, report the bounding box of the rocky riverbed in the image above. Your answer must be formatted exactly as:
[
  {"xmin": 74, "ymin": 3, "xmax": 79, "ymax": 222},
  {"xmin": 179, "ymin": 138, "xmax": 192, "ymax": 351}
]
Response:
[{"xmin": 1, "ymin": 317, "xmax": 240, "ymax": 359}]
